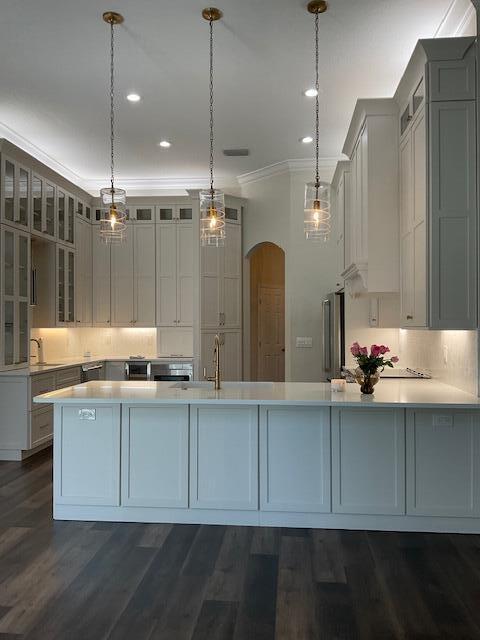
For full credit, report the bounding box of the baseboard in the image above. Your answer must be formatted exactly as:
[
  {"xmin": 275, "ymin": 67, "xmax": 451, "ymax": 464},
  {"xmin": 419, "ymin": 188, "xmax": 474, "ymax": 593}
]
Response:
[{"xmin": 0, "ymin": 441, "xmax": 52, "ymax": 462}]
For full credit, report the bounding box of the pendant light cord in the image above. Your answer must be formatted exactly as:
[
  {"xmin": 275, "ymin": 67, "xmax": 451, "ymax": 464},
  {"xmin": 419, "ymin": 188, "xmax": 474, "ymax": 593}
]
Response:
[
  {"xmin": 314, "ymin": 10, "xmax": 320, "ymax": 194},
  {"xmin": 209, "ymin": 17, "xmax": 215, "ymax": 195},
  {"xmin": 110, "ymin": 19, "xmax": 115, "ymax": 199}
]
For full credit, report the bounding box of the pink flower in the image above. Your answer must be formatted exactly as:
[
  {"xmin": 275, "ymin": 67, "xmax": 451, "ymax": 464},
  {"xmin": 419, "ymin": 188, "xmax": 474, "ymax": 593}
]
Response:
[
  {"xmin": 391, "ymin": 356, "xmax": 399, "ymax": 363},
  {"xmin": 360, "ymin": 346, "xmax": 368, "ymax": 356},
  {"xmin": 379, "ymin": 345, "xmax": 390, "ymax": 355},
  {"xmin": 350, "ymin": 342, "xmax": 361, "ymax": 357},
  {"xmin": 370, "ymin": 345, "xmax": 381, "ymax": 358}
]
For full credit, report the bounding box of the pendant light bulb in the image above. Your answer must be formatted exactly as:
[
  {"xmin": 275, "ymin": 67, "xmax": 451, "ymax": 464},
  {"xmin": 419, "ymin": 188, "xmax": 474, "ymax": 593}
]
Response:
[
  {"xmin": 304, "ymin": 1, "xmax": 331, "ymax": 242},
  {"xmin": 99, "ymin": 11, "xmax": 127, "ymax": 244},
  {"xmin": 200, "ymin": 8, "xmax": 225, "ymax": 248}
]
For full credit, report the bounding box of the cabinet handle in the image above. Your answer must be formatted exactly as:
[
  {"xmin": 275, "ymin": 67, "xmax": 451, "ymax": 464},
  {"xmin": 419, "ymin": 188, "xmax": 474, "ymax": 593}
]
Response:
[{"xmin": 406, "ymin": 315, "xmax": 413, "ymax": 320}]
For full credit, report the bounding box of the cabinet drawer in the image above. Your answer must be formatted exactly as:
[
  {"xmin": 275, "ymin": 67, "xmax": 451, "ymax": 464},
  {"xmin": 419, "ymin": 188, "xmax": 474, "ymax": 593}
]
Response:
[
  {"xmin": 30, "ymin": 373, "xmax": 56, "ymax": 409},
  {"xmin": 30, "ymin": 406, "xmax": 53, "ymax": 448},
  {"xmin": 55, "ymin": 367, "xmax": 82, "ymax": 390}
]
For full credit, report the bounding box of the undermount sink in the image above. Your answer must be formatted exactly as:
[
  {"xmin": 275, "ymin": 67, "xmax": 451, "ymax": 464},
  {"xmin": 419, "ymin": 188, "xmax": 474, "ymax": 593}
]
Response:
[{"xmin": 171, "ymin": 381, "xmax": 275, "ymax": 390}]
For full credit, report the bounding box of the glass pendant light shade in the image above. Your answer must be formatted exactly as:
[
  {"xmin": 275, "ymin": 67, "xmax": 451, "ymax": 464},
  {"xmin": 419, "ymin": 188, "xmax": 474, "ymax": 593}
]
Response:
[
  {"xmin": 99, "ymin": 186, "xmax": 127, "ymax": 243},
  {"xmin": 200, "ymin": 189, "xmax": 225, "ymax": 247},
  {"xmin": 304, "ymin": 181, "xmax": 331, "ymax": 241}
]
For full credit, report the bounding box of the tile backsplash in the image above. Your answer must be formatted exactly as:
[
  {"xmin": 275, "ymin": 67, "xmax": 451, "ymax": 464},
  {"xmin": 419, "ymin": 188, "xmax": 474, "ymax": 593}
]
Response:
[{"xmin": 398, "ymin": 329, "xmax": 478, "ymax": 395}]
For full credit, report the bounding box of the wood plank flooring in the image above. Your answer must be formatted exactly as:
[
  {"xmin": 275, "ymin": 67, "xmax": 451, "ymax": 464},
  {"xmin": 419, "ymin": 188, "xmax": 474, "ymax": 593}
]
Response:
[{"xmin": 0, "ymin": 449, "xmax": 480, "ymax": 639}]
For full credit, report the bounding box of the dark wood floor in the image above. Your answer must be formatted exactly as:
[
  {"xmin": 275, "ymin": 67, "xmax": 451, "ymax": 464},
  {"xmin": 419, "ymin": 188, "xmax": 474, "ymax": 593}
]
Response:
[{"xmin": 0, "ymin": 451, "xmax": 480, "ymax": 639}]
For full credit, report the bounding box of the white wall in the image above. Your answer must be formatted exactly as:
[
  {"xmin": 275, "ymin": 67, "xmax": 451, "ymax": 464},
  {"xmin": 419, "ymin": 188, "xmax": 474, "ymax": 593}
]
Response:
[{"xmin": 242, "ymin": 166, "xmax": 337, "ymax": 382}]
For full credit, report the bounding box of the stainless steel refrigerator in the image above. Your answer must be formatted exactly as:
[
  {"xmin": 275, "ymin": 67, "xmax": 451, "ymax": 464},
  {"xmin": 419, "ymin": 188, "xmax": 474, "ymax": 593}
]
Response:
[{"xmin": 322, "ymin": 291, "xmax": 345, "ymax": 380}]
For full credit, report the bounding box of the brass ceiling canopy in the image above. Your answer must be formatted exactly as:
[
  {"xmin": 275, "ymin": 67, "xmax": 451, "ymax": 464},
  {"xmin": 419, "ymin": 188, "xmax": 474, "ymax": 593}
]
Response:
[
  {"xmin": 307, "ymin": 0, "xmax": 328, "ymax": 14},
  {"xmin": 202, "ymin": 7, "xmax": 223, "ymax": 21},
  {"xmin": 102, "ymin": 11, "xmax": 124, "ymax": 25}
]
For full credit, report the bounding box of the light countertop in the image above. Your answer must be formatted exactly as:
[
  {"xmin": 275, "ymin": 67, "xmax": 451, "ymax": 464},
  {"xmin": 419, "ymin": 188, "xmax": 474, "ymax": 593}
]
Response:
[
  {"xmin": 0, "ymin": 355, "xmax": 194, "ymax": 377},
  {"xmin": 34, "ymin": 379, "xmax": 480, "ymax": 409}
]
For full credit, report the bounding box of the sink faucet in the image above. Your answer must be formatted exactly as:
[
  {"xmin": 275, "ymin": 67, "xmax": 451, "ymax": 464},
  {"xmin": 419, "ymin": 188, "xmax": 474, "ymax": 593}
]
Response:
[
  {"xmin": 30, "ymin": 338, "xmax": 46, "ymax": 364},
  {"xmin": 203, "ymin": 334, "xmax": 221, "ymax": 390}
]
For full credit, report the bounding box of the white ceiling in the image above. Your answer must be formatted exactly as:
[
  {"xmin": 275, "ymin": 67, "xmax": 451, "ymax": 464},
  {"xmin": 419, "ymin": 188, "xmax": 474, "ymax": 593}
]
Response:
[{"xmin": 0, "ymin": 0, "xmax": 462, "ymax": 191}]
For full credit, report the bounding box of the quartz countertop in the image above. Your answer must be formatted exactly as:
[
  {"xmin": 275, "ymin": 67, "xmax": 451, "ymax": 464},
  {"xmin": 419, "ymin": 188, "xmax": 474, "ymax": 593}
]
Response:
[
  {"xmin": 34, "ymin": 379, "xmax": 480, "ymax": 409},
  {"xmin": 0, "ymin": 355, "xmax": 194, "ymax": 377}
]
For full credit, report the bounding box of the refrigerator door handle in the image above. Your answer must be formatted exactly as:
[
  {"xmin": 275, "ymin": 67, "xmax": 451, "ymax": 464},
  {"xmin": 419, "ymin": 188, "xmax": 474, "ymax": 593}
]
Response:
[{"xmin": 322, "ymin": 298, "xmax": 332, "ymax": 372}]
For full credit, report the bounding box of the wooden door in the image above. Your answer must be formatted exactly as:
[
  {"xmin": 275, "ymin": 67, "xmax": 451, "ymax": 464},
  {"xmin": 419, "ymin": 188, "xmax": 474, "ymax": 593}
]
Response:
[{"xmin": 258, "ymin": 286, "xmax": 285, "ymax": 382}]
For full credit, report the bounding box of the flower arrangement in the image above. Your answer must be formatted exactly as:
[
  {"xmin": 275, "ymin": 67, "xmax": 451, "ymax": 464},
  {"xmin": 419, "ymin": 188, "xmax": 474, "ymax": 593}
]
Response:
[{"xmin": 350, "ymin": 342, "xmax": 399, "ymax": 394}]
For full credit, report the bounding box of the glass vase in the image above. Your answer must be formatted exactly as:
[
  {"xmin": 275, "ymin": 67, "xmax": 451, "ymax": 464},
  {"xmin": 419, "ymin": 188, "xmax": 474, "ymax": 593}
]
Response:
[{"xmin": 355, "ymin": 367, "xmax": 380, "ymax": 395}]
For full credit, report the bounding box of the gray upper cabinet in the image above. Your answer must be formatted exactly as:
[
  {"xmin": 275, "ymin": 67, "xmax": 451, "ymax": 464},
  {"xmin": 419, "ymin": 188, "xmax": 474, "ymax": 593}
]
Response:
[{"xmin": 395, "ymin": 36, "xmax": 477, "ymax": 329}]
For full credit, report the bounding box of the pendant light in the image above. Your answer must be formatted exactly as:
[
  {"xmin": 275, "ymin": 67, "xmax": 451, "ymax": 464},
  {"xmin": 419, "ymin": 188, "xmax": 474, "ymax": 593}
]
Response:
[
  {"xmin": 200, "ymin": 7, "xmax": 225, "ymax": 247},
  {"xmin": 100, "ymin": 11, "xmax": 127, "ymax": 244},
  {"xmin": 304, "ymin": 1, "xmax": 331, "ymax": 242}
]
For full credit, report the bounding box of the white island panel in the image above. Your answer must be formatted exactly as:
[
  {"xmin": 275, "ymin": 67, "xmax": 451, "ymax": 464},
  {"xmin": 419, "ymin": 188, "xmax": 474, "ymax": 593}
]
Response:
[
  {"xmin": 260, "ymin": 406, "xmax": 331, "ymax": 513},
  {"xmin": 190, "ymin": 405, "xmax": 258, "ymax": 510},
  {"xmin": 332, "ymin": 408, "xmax": 405, "ymax": 515},
  {"xmin": 407, "ymin": 409, "xmax": 480, "ymax": 517},
  {"xmin": 55, "ymin": 404, "xmax": 120, "ymax": 506},
  {"xmin": 121, "ymin": 405, "xmax": 189, "ymax": 508}
]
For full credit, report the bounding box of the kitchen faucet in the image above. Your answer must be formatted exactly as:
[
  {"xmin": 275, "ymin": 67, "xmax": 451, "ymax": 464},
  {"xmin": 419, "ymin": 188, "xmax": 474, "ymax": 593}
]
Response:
[
  {"xmin": 30, "ymin": 338, "xmax": 46, "ymax": 365},
  {"xmin": 203, "ymin": 334, "xmax": 221, "ymax": 390}
]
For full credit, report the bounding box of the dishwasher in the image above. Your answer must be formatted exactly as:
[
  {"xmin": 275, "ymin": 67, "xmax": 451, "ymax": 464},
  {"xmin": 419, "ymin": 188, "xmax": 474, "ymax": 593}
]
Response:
[{"xmin": 81, "ymin": 362, "xmax": 105, "ymax": 382}]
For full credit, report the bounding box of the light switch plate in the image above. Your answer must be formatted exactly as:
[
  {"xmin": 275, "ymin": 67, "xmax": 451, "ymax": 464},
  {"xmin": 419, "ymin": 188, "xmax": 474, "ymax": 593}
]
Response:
[{"xmin": 296, "ymin": 337, "xmax": 313, "ymax": 348}]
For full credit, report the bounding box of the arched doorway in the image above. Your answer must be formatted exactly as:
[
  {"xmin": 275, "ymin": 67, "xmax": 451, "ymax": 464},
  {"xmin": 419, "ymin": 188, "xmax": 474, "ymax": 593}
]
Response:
[{"xmin": 248, "ymin": 243, "xmax": 285, "ymax": 381}]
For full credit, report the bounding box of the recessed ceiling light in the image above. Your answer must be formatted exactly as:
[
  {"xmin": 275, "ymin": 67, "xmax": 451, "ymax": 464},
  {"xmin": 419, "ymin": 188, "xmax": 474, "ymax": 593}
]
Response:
[
  {"xmin": 300, "ymin": 136, "xmax": 313, "ymax": 144},
  {"xmin": 304, "ymin": 88, "xmax": 318, "ymax": 97},
  {"xmin": 158, "ymin": 140, "xmax": 171, "ymax": 148},
  {"xmin": 126, "ymin": 93, "xmax": 141, "ymax": 102}
]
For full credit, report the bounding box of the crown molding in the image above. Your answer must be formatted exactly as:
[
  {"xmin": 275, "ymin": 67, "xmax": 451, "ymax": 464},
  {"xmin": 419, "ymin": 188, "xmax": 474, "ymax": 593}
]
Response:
[
  {"xmin": 0, "ymin": 121, "xmax": 86, "ymax": 188},
  {"xmin": 435, "ymin": 0, "xmax": 477, "ymax": 38},
  {"xmin": 237, "ymin": 157, "xmax": 341, "ymax": 185}
]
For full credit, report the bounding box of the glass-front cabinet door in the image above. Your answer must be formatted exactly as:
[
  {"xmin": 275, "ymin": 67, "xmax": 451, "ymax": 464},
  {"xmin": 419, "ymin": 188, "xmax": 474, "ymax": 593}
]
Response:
[
  {"xmin": 57, "ymin": 190, "xmax": 66, "ymax": 243},
  {"xmin": 67, "ymin": 195, "xmax": 75, "ymax": 245},
  {"xmin": 58, "ymin": 192, "xmax": 75, "ymax": 246},
  {"xmin": 0, "ymin": 226, "xmax": 30, "ymax": 370},
  {"xmin": 1, "ymin": 156, "xmax": 30, "ymax": 230},
  {"xmin": 32, "ymin": 174, "xmax": 56, "ymax": 240},
  {"xmin": 56, "ymin": 245, "xmax": 75, "ymax": 325}
]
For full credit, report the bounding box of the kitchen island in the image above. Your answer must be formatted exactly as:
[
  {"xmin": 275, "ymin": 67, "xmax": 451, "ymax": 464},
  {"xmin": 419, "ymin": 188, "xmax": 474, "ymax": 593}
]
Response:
[{"xmin": 35, "ymin": 380, "xmax": 480, "ymax": 533}]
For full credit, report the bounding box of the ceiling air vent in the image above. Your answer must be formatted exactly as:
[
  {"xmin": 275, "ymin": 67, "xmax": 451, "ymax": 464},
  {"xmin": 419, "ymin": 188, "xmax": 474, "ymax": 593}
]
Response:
[{"xmin": 223, "ymin": 148, "xmax": 250, "ymax": 157}]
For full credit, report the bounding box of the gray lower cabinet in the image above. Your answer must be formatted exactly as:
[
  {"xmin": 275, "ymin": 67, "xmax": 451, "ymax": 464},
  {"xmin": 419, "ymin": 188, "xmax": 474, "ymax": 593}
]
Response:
[
  {"xmin": 331, "ymin": 408, "xmax": 405, "ymax": 515},
  {"xmin": 54, "ymin": 404, "xmax": 120, "ymax": 506},
  {"xmin": 121, "ymin": 405, "xmax": 188, "ymax": 508},
  {"xmin": 406, "ymin": 409, "xmax": 480, "ymax": 517},
  {"xmin": 190, "ymin": 405, "xmax": 258, "ymax": 510},
  {"xmin": 260, "ymin": 406, "xmax": 331, "ymax": 513}
]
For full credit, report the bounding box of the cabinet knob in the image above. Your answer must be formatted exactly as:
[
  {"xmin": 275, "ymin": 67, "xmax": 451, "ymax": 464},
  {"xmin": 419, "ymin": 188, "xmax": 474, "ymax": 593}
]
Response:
[{"xmin": 406, "ymin": 315, "xmax": 413, "ymax": 320}]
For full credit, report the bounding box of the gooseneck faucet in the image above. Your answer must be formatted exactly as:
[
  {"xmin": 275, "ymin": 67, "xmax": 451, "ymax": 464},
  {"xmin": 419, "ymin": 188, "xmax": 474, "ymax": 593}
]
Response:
[
  {"xmin": 30, "ymin": 338, "xmax": 46, "ymax": 365},
  {"xmin": 203, "ymin": 334, "xmax": 221, "ymax": 390}
]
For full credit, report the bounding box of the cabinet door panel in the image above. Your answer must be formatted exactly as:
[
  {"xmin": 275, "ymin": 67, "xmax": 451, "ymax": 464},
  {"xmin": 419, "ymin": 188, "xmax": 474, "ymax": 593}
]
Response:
[
  {"xmin": 399, "ymin": 135, "xmax": 413, "ymax": 237},
  {"xmin": 134, "ymin": 225, "xmax": 156, "ymax": 326},
  {"xmin": 122, "ymin": 406, "xmax": 188, "ymax": 508},
  {"xmin": 332, "ymin": 408, "xmax": 405, "ymax": 515},
  {"xmin": 92, "ymin": 232, "xmax": 111, "ymax": 326},
  {"xmin": 55, "ymin": 405, "xmax": 120, "ymax": 506},
  {"xmin": 190, "ymin": 405, "xmax": 258, "ymax": 510},
  {"xmin": 222, "ymin": 331, "xmax": 242, "ymax": 381},
  {"xmin": 111, "ymin": 234, "xmax": 134, "ymax": 326},
  {"xmin": 407, "ymin": 410, "xmax": 480, "ymax": 517},
  {"xmin": 260, "ymin": 406, "xmax": 331, "ymax": 513},
  {"xmin": 201, "ymin": 244, "xmax": 221, "ymax": 328},
  {"xmin": 177, "ymin": 224, "xmax": 193, "ymax": 326},
  {"xmin": 401, "ymin": 232, "xmax": 414, "ymax": 326},
  {"xmin": 156, "ymin": 224, "xmax": 177, "ymax": 326},
  {"xmin": 429, "ymin": 101, "xmax": 477, "ymax": 328}
]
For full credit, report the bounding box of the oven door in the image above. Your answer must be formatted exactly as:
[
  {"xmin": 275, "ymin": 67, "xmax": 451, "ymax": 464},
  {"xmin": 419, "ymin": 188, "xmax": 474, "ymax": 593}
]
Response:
[
  {"xmin": 151, "ymin": 362, "xmax": 193, "ymax": 383},
  {"xmin": 125, "ymin": 361, "xmax": 152, "ymax": 380}
]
